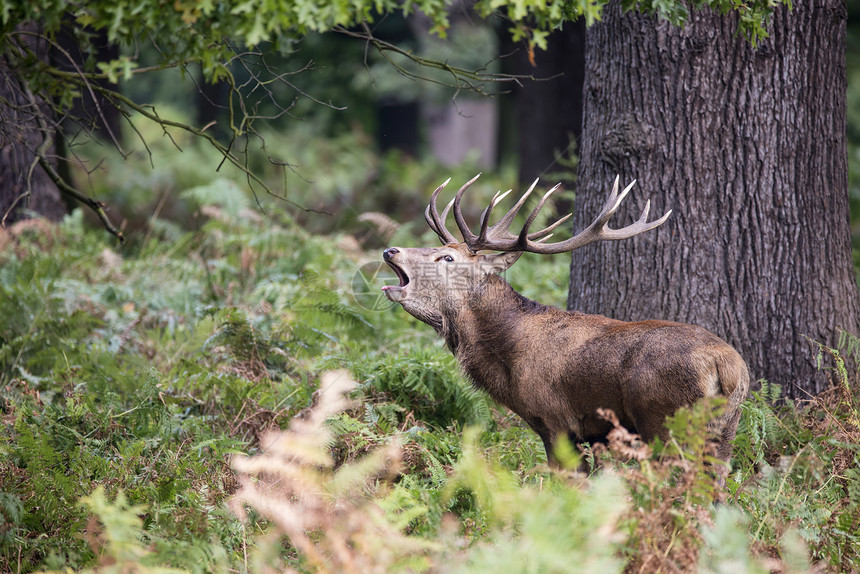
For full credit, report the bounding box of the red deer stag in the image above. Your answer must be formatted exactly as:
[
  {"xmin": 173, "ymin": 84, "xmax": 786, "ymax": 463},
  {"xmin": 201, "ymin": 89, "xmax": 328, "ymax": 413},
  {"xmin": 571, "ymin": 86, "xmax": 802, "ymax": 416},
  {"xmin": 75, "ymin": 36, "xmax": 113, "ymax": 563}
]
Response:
[{"xmin": 382, "ymin": 175, "xmax": 749, "ymax": 467}]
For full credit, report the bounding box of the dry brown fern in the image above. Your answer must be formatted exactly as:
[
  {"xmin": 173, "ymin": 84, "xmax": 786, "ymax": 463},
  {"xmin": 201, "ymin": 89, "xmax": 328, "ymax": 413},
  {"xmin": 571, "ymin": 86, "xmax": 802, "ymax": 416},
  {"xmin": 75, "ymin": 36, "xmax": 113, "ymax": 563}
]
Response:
[{"xmin": 230, "ymin": 370, "xmax": 434, "ymax": 573}]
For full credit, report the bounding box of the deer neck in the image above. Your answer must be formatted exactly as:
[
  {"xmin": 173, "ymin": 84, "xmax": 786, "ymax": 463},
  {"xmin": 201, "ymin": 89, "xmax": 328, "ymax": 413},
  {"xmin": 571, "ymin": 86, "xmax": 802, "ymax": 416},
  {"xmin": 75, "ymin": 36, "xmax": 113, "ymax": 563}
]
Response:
[{"xmin": 441, "ymin": 275, "xmax": 546, "ymax": 395}]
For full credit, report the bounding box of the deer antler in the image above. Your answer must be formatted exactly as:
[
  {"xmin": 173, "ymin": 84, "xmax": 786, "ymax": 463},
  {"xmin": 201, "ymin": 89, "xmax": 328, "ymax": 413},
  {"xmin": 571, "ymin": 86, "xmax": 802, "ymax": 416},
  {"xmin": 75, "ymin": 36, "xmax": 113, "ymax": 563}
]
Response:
[{"xmin": 424, "ymin": 175, "xmax": 672, "ymax": 254}]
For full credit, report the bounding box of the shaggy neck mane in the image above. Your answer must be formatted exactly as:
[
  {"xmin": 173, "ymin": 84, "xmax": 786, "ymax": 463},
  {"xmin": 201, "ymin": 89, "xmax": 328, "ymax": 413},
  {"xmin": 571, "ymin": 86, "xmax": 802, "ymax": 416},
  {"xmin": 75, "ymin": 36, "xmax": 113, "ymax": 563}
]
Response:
[{"xmin": 439, "ymin": 275, "xmax": 549, "ymax": 395}]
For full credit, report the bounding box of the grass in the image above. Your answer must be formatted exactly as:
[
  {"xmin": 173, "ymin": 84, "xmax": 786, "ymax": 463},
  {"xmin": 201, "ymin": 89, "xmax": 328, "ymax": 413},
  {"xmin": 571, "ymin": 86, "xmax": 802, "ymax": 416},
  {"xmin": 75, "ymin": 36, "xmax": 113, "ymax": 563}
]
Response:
[{"xmin": 2, "ymin": 136, "xmax": 860, "ymax": 573}]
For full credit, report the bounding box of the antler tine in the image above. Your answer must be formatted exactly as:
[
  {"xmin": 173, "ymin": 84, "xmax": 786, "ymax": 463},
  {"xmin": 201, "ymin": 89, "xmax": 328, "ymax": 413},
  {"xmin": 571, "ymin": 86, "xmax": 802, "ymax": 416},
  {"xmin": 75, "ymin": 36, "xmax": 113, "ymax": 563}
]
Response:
[
  {"xmin": 424, "ymin": 205, "xmax": 438, "ymax": 234},
  {"xmin": 639, "ymin": 198, "xmax": 651, "ymax": 222},
  {"xmin": 492, "ymin": 178, "xmax": 539, "ymax": 234},
  {"xmin": 520, "ymin": 176, "xmax": 671, "ymax": 254},
  {"xmin": 476, "ymin": 189, "xmax": 513, "ymax": 244},
  {"xmin": 425, "ymin": 178, "xmax": 458, "ymax": 245},
  {"xmin": 439, "ymin": 197, "xmax": 455, "ymax": 231},
  {"xmin": 599, "ymin": 206, "xmax": 673, "ymax": 240},
  {"xmin": 527, "ymin": 213, "xmax": 571, "ymax": 240},
  {"xmin": 452, "ymin": 173, "xmax": 482, "ymax": 243},
  {"xmin": 601, "ymin": 200, "xmax": 673, "ymax": 240},
  {"xmin": 595, "ymin": 186, "xmax": 672, "ymax": 241},
  {"xmin": 604, "ymin": 175, "xmax": 620, "ymax": 210},
  {"xmin": 424, "ymin": 199, "xmax": 458, "ymax": 243},
  {"xmin": 598, "ymin": 178, "xmax": 636, "ymax": 226},
  {"xmin": 476, "ymin": 190, "xmax": 499, "ymax": 243},
  {"xmin": 517, "ymin": 183, "xmax": 563, "ymax": 244}
]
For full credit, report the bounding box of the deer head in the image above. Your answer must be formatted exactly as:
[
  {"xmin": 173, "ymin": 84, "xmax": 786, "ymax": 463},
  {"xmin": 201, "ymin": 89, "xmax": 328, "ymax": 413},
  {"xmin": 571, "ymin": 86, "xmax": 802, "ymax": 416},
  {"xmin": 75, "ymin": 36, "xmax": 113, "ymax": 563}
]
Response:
[{"xmin": 382, "ymin": 243, "xmax": 521, "ymax": 330}]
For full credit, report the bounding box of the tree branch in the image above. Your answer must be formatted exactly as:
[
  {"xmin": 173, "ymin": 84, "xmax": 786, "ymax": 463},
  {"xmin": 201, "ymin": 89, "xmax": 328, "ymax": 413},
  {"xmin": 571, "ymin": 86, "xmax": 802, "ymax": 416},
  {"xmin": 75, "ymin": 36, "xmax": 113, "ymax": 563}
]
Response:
[
  {"xmin": 21, "ymin": 82, "xmax": 125, "ymax": 241},
  {"xmin": 335, "ymin": 23, "xmax": 546, "ymax": 96}
]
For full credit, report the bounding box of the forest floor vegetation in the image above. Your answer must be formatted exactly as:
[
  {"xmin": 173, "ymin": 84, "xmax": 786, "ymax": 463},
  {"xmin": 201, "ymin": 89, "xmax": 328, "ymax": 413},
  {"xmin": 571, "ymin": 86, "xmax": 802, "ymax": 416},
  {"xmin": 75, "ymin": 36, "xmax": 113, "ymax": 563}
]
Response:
[{"xmin": 2, "ymin": 137, "xmax": 859, "ymax": 572}]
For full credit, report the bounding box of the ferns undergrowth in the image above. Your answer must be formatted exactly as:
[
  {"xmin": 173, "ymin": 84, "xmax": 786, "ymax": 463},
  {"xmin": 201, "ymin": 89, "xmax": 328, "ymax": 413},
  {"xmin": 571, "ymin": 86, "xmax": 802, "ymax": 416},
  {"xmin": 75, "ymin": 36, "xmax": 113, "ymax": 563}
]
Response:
[{"xmin": 2, "ymin": 185, "xmax": 860, "ymax": 573}]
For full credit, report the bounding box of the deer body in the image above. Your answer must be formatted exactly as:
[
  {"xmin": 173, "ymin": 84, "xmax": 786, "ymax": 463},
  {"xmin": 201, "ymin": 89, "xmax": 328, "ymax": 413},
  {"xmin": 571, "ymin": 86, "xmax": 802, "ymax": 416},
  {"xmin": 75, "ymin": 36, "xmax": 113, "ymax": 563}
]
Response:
[{"xmin": 383, "ymin": 177, "xmax": 749, "ymax": 464}]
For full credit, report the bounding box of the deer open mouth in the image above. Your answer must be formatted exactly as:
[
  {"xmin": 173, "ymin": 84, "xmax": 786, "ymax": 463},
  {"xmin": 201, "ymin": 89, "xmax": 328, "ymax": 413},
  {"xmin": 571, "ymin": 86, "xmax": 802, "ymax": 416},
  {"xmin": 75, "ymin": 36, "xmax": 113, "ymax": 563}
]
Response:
[{"xmin": 382, "ymin": 261, "xmax": 409, "ymax": 300}]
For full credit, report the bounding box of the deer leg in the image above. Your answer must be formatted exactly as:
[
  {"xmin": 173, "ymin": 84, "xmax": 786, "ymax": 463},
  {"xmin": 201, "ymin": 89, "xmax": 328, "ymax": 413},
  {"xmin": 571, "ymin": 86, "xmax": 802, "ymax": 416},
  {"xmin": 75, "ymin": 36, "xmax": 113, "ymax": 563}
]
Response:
[
  {"xmin": 709, "ymin": 407, "xmax": 742, "ymax": 489},
  {"xmin": 526, "ymin": 418, "xmax": 560, "ymax": 468},
  {"xmin": 541, "ymin": 436, "xmax": 560, "ymax": 468},
  {"xmin": 715, "ymin": 407, "xmax": 741, "ymax": 462},
  {"xmin": 541, "ymin": 429, "xmax": 593, "ymax": 473}
]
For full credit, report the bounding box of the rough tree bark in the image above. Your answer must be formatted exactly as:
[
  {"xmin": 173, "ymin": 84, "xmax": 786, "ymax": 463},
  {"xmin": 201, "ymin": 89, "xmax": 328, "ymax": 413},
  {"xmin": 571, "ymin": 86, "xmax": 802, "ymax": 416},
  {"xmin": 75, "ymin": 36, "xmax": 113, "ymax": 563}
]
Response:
[{"xmin": 568, "ymin": 0, "xmax": 859, "ymax": 398}]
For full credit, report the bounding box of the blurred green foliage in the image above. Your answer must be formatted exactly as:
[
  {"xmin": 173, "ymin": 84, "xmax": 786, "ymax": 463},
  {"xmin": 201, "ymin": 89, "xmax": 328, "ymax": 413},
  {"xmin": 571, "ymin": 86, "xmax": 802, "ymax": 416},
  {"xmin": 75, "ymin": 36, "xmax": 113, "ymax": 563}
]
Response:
[{"xmin": 1, "ymin": 0, "xmax": 784, "ymax": 79}]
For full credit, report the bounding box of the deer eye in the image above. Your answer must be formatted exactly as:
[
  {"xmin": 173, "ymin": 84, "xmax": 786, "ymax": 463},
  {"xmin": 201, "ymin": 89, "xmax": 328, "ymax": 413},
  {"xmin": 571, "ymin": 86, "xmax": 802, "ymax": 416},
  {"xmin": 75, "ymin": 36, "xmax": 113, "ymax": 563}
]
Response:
[{"xmin": 439, "ymin": 255, "xmax": 454, "ymax": 262}]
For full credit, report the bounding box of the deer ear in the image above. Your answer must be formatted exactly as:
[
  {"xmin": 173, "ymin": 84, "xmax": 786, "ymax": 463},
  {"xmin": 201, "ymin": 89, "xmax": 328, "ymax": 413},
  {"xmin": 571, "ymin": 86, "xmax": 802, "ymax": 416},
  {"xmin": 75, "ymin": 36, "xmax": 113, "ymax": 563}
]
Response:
[{"xmin": 479, "ymin": 251, "xmax": 523, "ymax": 275}]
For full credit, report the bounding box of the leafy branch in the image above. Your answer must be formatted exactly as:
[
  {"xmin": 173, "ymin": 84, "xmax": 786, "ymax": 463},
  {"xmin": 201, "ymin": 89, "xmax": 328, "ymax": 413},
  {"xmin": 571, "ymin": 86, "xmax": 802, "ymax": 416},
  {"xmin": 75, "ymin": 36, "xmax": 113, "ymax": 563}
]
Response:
[
  {"xmin": 2, "ymin": 19, "xmax": 551, "ymax": 239},
  {"xmin": 336, "ymin": 22, "xmax": 540, "ymax": 98}
]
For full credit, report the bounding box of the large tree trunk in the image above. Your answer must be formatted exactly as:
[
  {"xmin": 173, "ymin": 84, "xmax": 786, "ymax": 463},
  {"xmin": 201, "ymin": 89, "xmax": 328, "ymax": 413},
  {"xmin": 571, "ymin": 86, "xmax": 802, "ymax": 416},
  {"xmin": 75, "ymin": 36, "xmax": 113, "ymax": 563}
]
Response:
[
  {"xmin": 569, "ymin": 1, "xmax": 859, "ymax": 399},
  {"xmin": 498, "ymin": 21, "xmax": 585, "ymax": 185},
  {"xmin": 0, "ymin": 26, "xmax": 65, "ymax": 225}
]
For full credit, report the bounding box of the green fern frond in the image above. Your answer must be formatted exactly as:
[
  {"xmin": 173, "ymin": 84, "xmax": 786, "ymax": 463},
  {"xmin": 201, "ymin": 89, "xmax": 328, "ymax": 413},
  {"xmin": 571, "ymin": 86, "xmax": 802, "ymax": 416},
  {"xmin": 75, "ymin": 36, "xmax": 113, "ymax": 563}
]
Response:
[{"xmin": 351, "ymin": 351, "xmax": 493, "ymax": 429}]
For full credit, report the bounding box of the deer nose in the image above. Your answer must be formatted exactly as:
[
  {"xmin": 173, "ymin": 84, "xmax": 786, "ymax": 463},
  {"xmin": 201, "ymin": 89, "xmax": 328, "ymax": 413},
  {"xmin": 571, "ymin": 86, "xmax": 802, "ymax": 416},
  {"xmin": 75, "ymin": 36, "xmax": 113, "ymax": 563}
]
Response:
[{"xmin": 383, "ymin": 247, "xmax": 399, "ymax": 261}]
